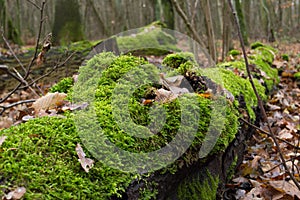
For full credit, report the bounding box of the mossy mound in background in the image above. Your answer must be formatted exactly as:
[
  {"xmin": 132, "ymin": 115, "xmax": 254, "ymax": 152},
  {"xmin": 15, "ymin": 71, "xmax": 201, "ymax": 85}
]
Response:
[
  {"xmin": 117, "ymin": 21, "xmax": 180, "ymax": 56},
  {"xmin": 219, "ymin": 42, "xmax": 279, "ymax": 93}
]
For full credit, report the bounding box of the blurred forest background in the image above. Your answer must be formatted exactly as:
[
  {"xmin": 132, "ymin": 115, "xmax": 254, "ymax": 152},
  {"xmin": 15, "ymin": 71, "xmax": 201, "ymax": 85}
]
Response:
[{"xmin": 1, "ymin": 0, "xmax": 300, "ymax": 56}]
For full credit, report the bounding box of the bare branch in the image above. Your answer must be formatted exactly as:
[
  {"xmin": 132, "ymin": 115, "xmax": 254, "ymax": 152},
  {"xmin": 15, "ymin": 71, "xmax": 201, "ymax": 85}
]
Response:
[
  {"xmin": 0, "ymin": 83, "xmax": 22, "ymax": 103},
  {"xmin": 0, "ymin": 65, "xmax": 27, "ymax": 84},
  {"xmin": 20, "ymin": 52, "xmax": 76, "ymax": 89},
  {"xmin": 0, "ymin": 99, "xmax": 36, "ymax": 115},
  {"xmin": 24, "ymin": 0, "xmax": 47, "ymax": 80},
  {"xmin": 170, "ymin": 0, "xmax": 214, "ymax": 65},
  {"xmin": 191, "ymin": 0, "xmax": 199, "ymax": 25},
  {"xmin": 0, "ymin": 1, "xmax": 46, "ymax": 105},
  {"xmin": 1, "ymin": 30, "xmax": 26, "ymax": 74},
  {"xmin": 239, "ymin": 118, "xmax": 300, "ymax": 150},
  {"xmin": 1, "ymin": 28, "xmax": 43, "ymax": 96},
  {"xmin": 227, "ymin": 0, "xmax": 300, "ymax": 190},
  {"xmin": 26, "ymin": 0, "xmax": 41, "ymax": 10}
]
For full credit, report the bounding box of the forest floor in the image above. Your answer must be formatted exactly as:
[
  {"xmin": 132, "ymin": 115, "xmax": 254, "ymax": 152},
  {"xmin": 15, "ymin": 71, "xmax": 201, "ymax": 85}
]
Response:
[
  {"xmin": 0, "ymin": 41, "xmax": 300, "ymax": 199},
  {"xmin": 226, "ymin": 43, "xmax": 300, "ymax": 199}
]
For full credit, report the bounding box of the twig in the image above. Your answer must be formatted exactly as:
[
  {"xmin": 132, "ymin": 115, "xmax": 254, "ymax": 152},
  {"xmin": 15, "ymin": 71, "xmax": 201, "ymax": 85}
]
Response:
[
  {"xmin": 239, "ymin": 118, "xmax": 300, "ymax": 150},
  {"xmin": 24, "ymin": 0, "xmax": 46, "ymax": 80},
  {"xmin": 227, "ymin": 0, "xmax": 300, "ymax": 190},
  {"xmin": 1, "ymin": 25, "xmax": 40, "ymax": 97},
  {"xmin": 0, "ymin": 1, "xmax": 46, "ymax": 107},
  {"xmin": 26, "ymin": 0, "xmax": 41, "ymax": 10},
  {"xmin": 264, "ymin": 156, "xmax": 300, "ymax": 174},
  {"xmin": 0, "ymin": 65, "xmax": 27, "ymax": 84},
  {"xmin": 0, "ymin": 84, "xmax": 22, "ymax": 103},
  {"xmin": 191, "ymin": 0, "xmax": 200, "ymax": 25},
  {"xmin": 20, "ymin": 52, "xmax": 76, "ymax": 89},
  {"xmin": 170, "ymin": 0, "xmax": 213, "ymax": 65},
  {"xmin": 1, "ymin": 30, "xmax": 26, "ymax": 74},
  {"xmin": 0, "ymin": 99, "xmax": 36, "ymax": 115}
]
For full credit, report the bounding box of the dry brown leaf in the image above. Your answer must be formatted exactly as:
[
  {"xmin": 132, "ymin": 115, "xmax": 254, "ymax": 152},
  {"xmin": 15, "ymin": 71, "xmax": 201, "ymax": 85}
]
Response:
[
  {"xmin": 0, "ymin": 117, "xmax": 13, "ymax": 130},
  {"xmin": 268, "ymin": 180, "xmax": 300, "ymax": 199},
  {"xmin": 36, "ymin": 52, "xmax": 44, "ymax": 66},
  {"xmin": 75, "ymin": 143, "xmax": 94, "ymax": 173},
  {"xmin": 251, "ymin": 156, "xmax": 262, "ymax": 170},
  {"xmin": 278, "ymin": 129, "xmax": 293, "ymax": 140},
  {"xmin": 0, "ymin": 135, "xmax": 7, "ymax": 147},
  {"xmin": 241, "ymin": 186, "xmax": 264, "ymax": 200},
  {"xmin": 32, "ymin": 92, "xmax": 67, "ymax": 113},
  {"xmin": 3, "ymin": 187, "xmax": 26, "ymax": 200},
  {"xmin": 155, "ymin": 88, "xmax": 178, "ymax": 103},
  {"xmin": 267, "ymin": 103, "xmax": 282, "ymax": 111}
]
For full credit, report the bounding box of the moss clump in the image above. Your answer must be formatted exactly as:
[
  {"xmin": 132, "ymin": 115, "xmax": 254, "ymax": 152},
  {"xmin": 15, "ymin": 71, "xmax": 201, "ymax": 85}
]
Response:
[
  {"xmin": 0, "ymin": 116, "xmax": 137, "ymax": 199},
  {"xmin": 294, "ymin": 72, "xmax": 300, "ymax": 79},
  {"xmin": 1, "ymin": 52, "xmax": 241, "ymax": 199},
  {"xmin": 253, "ymin": 46, "xmax": 277, "ymax": 64},
  {"xmin": 162, "ymin": 52, "xmax": 198, "ymax": 74},
  {"xmin": 219, "ymin": 44, "xmax": 279, "ymax": 93},
  {"xmin": 250, "ymin": 41, "xmax": 264, "ymax": 49},
  {"xmin": 177, "ymin": 172, "xmax": 219, "ymax": 200},
  {"xmin": 202, "ymin": 67, "xmax": 266, "ymax": 120},
  {"xmin": 117, "ymin": 22, "xmax": 179, "ymax": 56},
  {"xmin": 49, "ymin": 77, "xmax": 74, "ymax": 94},
  {"xmin": 281, "ymin": 54, "xmax": 289, "ymax": 61},
  {"xmin": 226, "ymin": 155, "xmax": 238, "ymax": 180},
  {"xmin": 73, "ymin": 52, "xmax": 239, "ymax": 176},
  {"xmin": 228, "ymin": 49, "xmax": 241, "ymax": 57},
  {"xmin": 138, "ymin": 181, "xmax": 158, "ymax": 200}
]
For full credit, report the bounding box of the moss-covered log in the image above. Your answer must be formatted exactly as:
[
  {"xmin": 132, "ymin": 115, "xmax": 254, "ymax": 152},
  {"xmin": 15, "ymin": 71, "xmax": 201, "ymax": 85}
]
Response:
[{"xmin": 0, "ymin": 42, "xmax": 278, "ymax": 199}]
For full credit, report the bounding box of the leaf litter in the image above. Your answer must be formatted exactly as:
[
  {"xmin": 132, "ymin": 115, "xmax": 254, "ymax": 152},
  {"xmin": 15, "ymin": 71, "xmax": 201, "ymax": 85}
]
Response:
[{"xmin": 227, "ymin": 44, "xmax": 300, "ymax": 199}]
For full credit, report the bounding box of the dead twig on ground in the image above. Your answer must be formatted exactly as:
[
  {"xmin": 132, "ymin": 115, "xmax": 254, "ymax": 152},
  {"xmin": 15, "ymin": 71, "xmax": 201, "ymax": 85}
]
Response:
[
  {"xmin": 228, "ymin": 0, "xmax": 300, "ymax": 190},
  {"xmin": 239, "ymin": 118, "xmax": 300, "ymax": 150},
  {"xmin": 0, "ymin": 99, "xmax": 36, "ymax": 115}
]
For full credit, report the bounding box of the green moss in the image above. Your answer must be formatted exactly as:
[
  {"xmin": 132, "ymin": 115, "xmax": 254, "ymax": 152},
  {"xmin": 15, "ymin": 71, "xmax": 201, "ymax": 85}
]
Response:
[
  {"xmin": 0, "ymin": 52, "xmax": 242, "ymax": 199},
  {"xmin": 219, "ymin": 46, "xmax": 279, "ymax": 93},
  {"xmin": 249, "ymin": 57, "xmax": 279, "ymax": 91},
  {"xmin": 253, "ymin": 46, "xmax": 276, "ymax": 64},
  {"xmin": 162, "ymin": 52, "xmax": 198, "ymax": 75},
  {"xmin": 250, "ymin": 41, "xmax": 264, "ymax": 49},
  {"xmin": 201, "ymin": 67, "xmax": 266, "ymax": 120},
  {"xmin": 177, "ymin": 171, "xmax": 219, "ymax": 200},
  {"xmin": 294, "ymin": 72, "xmax": 300, "ymax": 79},
  {"xmin": 117, "ymin": 22, "xmax": 179, "ymax": 56},
  {"xmin": 0, "ymin": 116, "xmax": 137, "ymax": 199},
  {"xmin": 138, "ymin": 181, "xmax": 158, "ymax": 200},
  {"xmin": 228, "ymin": 49, "xmax": 241, "ymax": 57},
  {"xmin": 49, "ymin": 77, "xmax": 74, "ymax": 94},
  {"xmin": 226, "ymin": 155, "xmax": 238, "ymax": 180},
  {"xmin": 68, "ymin": 40, "xmax": 94, "ymax": 52},
  {"xmin": 72, "ymin": 52, "xmax": 239, "ymax": 176},
  {"xmin": 281, "ymin": 54, "xmax": 289, "ymax": 61}
]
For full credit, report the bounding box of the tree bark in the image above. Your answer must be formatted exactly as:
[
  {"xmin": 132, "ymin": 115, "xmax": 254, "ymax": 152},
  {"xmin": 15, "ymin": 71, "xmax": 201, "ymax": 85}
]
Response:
[
  {"xmin": 200, "ymin": 0, "xmax": 217, "ymax": 62},
  {"xmin": 234, "ymin": 0, "xmax": 249, "ymax": 45},
  {"xmin": 222, "ymin": 0, "xmax": 233, "ymax": 61}
]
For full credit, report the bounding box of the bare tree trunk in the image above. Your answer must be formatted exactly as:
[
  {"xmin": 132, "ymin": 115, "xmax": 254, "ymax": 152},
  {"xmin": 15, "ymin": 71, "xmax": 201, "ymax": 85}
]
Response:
[
  {"xmin": 222, "ymin": 0, "xmax": 233, "ymax": 61},
  {"xmin": 201, "ymin": 0, "xmax": 217, "ymax": 62},
  {"xmin": 243, "ymin": 0, "xmax": 251, "ymax": 37},
  {"xmin": 263, "ymin": 0, "xmax": 276, "ymax": 42},
  {"xmin": 234, "ymin": 0, "xmax": 249, "ymax": 45},
  {"xmin": 278, "ymin": 0, "xmax": 283, "ymax": 31}
]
